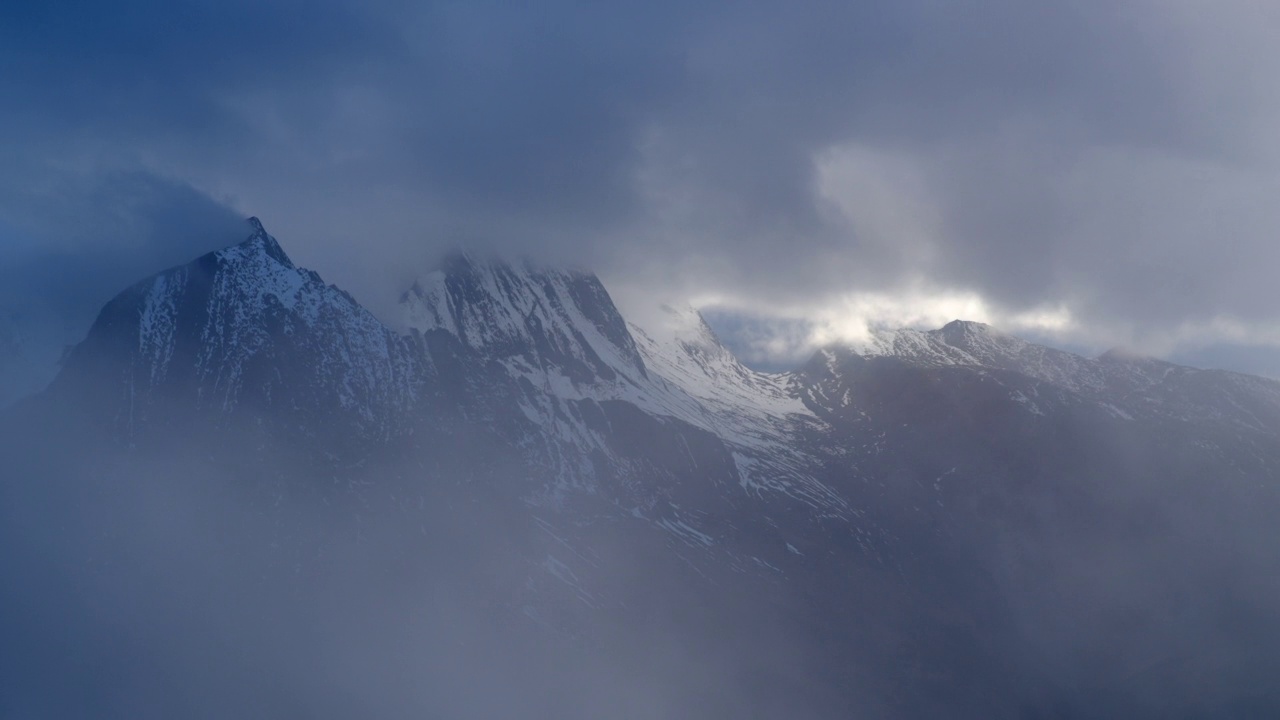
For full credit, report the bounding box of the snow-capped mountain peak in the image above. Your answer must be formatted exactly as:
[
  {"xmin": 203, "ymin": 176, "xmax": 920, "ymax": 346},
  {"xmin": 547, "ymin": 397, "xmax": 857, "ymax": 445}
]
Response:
[
  {"xmin": 55, "ymin": 219, "xmax": 420, "ymax": 444},
  {"xmin": 842, "ymin": 318, "xmax": 1103, "ymax": 391},
  {"xmin": 936, "ymin": 318, "xmax": 1021, "ymax": 351},
  {"xmin": 242, "ymin": 216, "xmax": 294, "ymax": 268},
  {"xmin": 401, "ymin": 252, "xmax": 647, "ymax": 388},
  {"xmin": 828, "ymin": 316, "xmax": 1280, "ymax": 432}
]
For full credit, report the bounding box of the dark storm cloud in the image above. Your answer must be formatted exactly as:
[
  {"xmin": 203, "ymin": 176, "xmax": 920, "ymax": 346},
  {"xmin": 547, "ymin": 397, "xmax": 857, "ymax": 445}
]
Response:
[
  {"xmin": 3, "ymin": 0, "xmax": 1278, "ymax": 360},
  {"xmin": 0, "ymin": 166, "xmax": 244, "ymax": 318},
  {"xmin": 0, "ymin": 0, "xmax": 394, "ymax": 141},
  {"xmin": 0, "ymin": 165, "xmax": 245, "ymax": 403}
]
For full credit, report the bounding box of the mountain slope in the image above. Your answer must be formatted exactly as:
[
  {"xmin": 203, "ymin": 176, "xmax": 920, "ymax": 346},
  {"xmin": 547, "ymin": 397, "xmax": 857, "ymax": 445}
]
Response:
[
  {"xmin": 7, "ymin": 218, "xmax": 1280, "ymax": 719},
  {"xmin": 402, "ymin": 252, "xmax": 647, "ymax": 390},
  {"xmin": 853, "ymin": 319, "xmax": 1280, "ymax": 432},
  {"xmin": 53, "ymin": 218, "xmax": 423, "ymax": 450}
]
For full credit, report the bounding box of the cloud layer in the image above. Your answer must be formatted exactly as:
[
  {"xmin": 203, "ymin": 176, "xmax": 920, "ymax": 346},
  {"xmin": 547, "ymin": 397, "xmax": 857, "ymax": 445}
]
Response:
[{"xmin": 4, "ymin": 0, "xmax": 1280, "ymax": 370}]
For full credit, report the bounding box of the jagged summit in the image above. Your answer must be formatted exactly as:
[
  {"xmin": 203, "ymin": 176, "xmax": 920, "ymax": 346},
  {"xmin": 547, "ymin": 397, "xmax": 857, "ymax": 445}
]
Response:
[
  {"xmin": 830, "ymin": 318, "xmax": 1108, "ymax": 396},
  {"xmin": 933, "ymin": 318, "xmax": 1032, "ymax": 362},
  {"xmin": 236, "ymin": 216, "xmax": 294, "ymax": 268},
  {"xmin": 848, "ymin": 323, "xmax": 975, "ymax": 366},
  {"xmin": 401, "ymin": 251, "xmax": 647, "ymax": 386},
  {"xmin": 936, "ymin": 317, "xmax": 1003, "ymax": 340},
  {"xmin": 55, "ymin": 216, "xmax": 417, "ymax": 442},
  {"xmin": 841, "ymin": 318, "xmax": 1041, "ymax": 369},
  {"xmin": 941, "ymin": 318, "xmax": 989, "ymax": 331}
]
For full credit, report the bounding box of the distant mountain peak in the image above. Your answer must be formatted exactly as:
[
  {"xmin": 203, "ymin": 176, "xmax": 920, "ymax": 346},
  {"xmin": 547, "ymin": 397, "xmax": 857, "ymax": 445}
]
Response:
[
  {"xmin": 933, "ymin": 318, "xmax": 1028, "ymax": 358},
  {"xmin": 939, "ymin": 318, "xmax": 997, "ymax": 336},
  {"xmin": 236, "ymin": 216, "xmax": 294, "ymax": 268}
]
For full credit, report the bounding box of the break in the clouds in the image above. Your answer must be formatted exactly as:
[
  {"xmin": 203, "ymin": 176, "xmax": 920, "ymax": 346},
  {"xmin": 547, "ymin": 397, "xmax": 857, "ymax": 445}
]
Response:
[{"xmin": 4, "ymin": 0, "xmax": 1280, "ymax": 372}]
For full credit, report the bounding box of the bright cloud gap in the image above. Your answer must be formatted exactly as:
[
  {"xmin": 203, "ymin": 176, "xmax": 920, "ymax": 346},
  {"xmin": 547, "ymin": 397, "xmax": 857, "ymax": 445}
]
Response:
[{"xmin": 693, "ymin": 288, "xmax": 1077, "ymax": 371}]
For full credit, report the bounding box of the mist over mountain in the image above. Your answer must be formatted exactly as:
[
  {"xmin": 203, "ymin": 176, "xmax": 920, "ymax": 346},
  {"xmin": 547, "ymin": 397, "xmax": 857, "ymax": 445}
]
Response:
[{"xmin": 3, "ymin": 219, "xmax": 1279, "ymax": 718}]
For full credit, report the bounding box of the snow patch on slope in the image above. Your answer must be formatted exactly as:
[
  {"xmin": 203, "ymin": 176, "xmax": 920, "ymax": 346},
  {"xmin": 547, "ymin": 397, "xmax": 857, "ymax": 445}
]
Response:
[
  {"xmin": 849, "ymin": 318, "xmax": 1280, "ymax": 432},
  {"xmin": 402, "ymin": 254, "xmax": 647, "ymax": 391},
  {"xmin": 400, "ymin": 264, "xmax": 848, "ymax": 513},
  {"xmin": 97, "ymin": 218, "xmax": 422, "ymax": 439},
  {"xmin": 629, "ymin": 306, "xmax": 847, "ymax": 512}
]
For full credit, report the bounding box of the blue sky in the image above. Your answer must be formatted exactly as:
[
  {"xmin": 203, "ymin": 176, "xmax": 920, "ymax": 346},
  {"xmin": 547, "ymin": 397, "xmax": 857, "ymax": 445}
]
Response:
[{"xmin": 3, "ymin": 0, "xmax": 1280, "ymax": 378}]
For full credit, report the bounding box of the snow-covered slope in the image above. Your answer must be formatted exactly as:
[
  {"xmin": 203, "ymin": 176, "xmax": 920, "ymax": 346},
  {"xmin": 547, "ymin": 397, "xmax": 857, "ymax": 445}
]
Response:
[
  {"xmin": 402, "ymin": 253, "xmax": 646, "ymax": 392},
  {"xmin": 854, "ymin": 320, "xmax": 1102, "ymax": 391},
  {"xmin": 57, "ymin": 218, "xmax": 422, "ymax": 444},
  {"xmin": 401, "ymin": 257, "xmax": 846, "ymax": 513},
  {"xmin": 400, "ymin": 254, "xmax": 667, "ymax": 500},
  {"xmin": 843, "ymin": 319, "xmax": 1280, "ymax": 432},
  {"xmin": 628, "ymin": 305, "xmax": 846, "ymax": 511},
  {"xmin": 631, "ymin": 304, "xmax": 802, "ymax": 417}
]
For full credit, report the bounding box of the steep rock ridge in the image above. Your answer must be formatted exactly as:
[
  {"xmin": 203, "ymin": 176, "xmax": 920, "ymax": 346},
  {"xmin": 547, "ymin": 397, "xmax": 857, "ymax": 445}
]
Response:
[
  {"xmin": 401, "ymin": 258, "xmax": 848, "ymax": 514},
  {"xmin": 402, "ymin": 252, "xmax": 647, "ymax": 392},
  {"xmin": 849, "ymin": 319, "xmax": 1280, "ymax": 432},
  {"xmin": 1094, "ymin": 350, "xmax": 1280, "ymax": 432},
  {"xmin": 54, "ymin": 218, "xmax": 423, "ymax": 447},
  {"xmin": 400, "ymin": 253, "xmax": 688, "ymax": 504},
  {"xmin": 934, "ymin": 320, "xmax": 1103, "ymax": 391},
  {"xmin": 854, "ymin": 320, "xmax": 1101, "ymax": 392},
  {"xmin": 852, "ymin": 325, "xmax": 978, "ymax": 368}
]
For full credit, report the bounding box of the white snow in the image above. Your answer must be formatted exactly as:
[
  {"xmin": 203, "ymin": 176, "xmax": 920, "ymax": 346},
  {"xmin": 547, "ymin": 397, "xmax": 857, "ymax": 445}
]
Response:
[
  {"xmin": 121, "ymin": 225, "xmax": 421, "ymax": 438},
  {"xmin": 400, "ymin": 262, "xmax": 851, "ymax": 515}
]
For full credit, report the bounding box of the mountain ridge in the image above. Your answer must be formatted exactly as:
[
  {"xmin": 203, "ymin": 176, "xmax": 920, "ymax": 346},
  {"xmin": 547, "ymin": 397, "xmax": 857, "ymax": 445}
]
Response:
[
  {"xmin": 43, "ymin": 216, "xmax": 1280, "ymax": 466},
  {"xmin": 10, "ymin": 217, "xmax": 1280, "ymax": 717}
]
